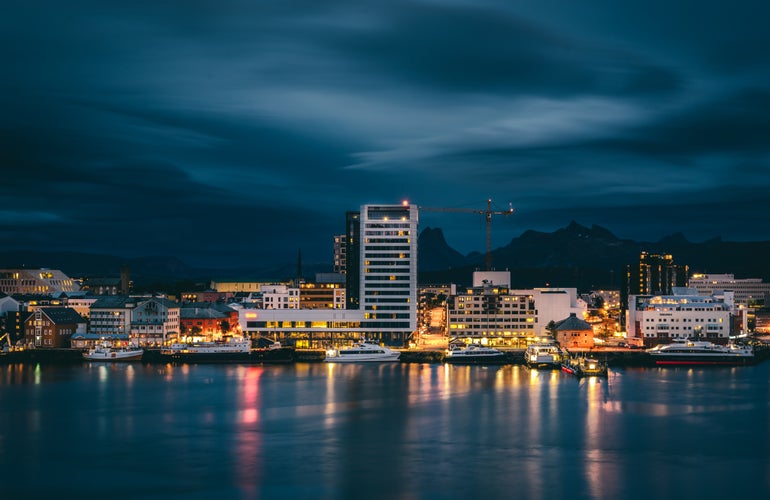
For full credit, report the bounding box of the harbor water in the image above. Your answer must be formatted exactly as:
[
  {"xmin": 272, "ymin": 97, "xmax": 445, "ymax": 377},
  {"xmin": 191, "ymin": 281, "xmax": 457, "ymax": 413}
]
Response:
[{"xmin": 1, "ymin": 361, "xmax": 769, "ymax": 499}]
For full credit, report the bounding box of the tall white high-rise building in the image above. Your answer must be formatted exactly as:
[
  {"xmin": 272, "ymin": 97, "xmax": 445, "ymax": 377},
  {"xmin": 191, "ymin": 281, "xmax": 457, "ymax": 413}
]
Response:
[{"xmin": 359, "ymin": 203, "xmax": 418, "ymax": 344}]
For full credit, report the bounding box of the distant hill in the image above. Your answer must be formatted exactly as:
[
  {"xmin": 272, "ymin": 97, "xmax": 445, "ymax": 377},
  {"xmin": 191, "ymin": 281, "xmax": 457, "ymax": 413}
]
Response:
[
  {"xmin": 417, "ymin": 221, "xmax": 770, "ymax": 290},
  {"xmin": 3, "ymin": 222, "xmax": 769, "ymax": 292},
  {"xmin": 0, "ymin": 250, "xmax": 330, "ymax": 288}
]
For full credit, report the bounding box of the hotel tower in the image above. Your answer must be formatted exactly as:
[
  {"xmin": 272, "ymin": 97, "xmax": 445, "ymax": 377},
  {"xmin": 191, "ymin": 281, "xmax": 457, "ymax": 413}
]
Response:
[{"xmin": 347, "ymin": 203, "xmax": 418, "ymax": 345}]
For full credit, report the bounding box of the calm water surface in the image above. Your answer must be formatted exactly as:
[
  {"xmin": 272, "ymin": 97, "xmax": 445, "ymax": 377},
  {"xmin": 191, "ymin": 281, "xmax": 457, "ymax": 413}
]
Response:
[{"xmin": 1, "ymin": 361, "xmax": 769, "ymax": 499}]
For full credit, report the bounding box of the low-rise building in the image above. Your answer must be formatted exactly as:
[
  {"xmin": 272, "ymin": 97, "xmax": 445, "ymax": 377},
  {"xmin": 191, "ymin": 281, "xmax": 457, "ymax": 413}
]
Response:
[
  {"xmin": 445, "ymin": 271, "xmax": 587, "ymax": 348},
  {"xmin": 689, "ymin": 273, "xmax": 770, "ymax": 306},
  {"xmin": 23, "ymin": 307, "xmax": 86, "ymax": 348},
  {"xmin": 0, "ymin": 269, "xmax": 80, "ymax": 295},
  {"xmin": 555, "ymin": 313, "xmax": 594, "ymax": 349},
  {"xmin": 179, "ymin": 302, "xmax": 238, "ymax": 339},
  {"xmin": 627, "ymin": 288, "xmax": 746, "ymax": 346}
]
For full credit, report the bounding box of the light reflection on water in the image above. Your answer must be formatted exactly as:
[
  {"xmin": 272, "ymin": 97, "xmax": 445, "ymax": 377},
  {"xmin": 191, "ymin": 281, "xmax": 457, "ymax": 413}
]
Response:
[{"xmin": 0, "ymin": 362, "xmax": 769, "ymax": 499}]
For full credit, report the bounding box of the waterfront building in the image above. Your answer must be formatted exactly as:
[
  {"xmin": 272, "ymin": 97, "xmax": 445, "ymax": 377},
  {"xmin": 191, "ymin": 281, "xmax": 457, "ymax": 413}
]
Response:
[
  {"xmin": 89, "ymin": 296, "xmax": 136, "ymax": 339},
  {"xmin": 0, "ymin": 268, "xmax": 80, "ymax": 295},
  {"xmin": 555, "ymin": 313, "xmax": 594, "ymax": 349},
  {"xmin": 447, "ymin": 280, "xmax": 536, "ymax": 348},
  {"xmin": 129, "ymin": 297, "xmax": 180, "ymax": 347},
  {"xmin": 180, "ymin": 305, "xmax": 232, "ymax": 339},
  {"xmin": 89, "ymin": 295, "xmax": 179, "ymax": 346},
  {"xmin": 236, "ymin": 202, "xmax": 418, "ymax": 347},
  {"xmin": 358, "ymin": 203, "xmax": 418, "ymax": 345},
  {"xmin": 626, "ymin": 288, "xmax": 747, "ymax": 346},
  {"xmin": 688, "ymin": 273, "xmax": 770, "ymax": 307},
  {"xmin": 446, "ymin": 271, "xmax": 587, "ymax": 347},
  {"xmin": 235, "ymin": 304, "xmax": 365, "ymax": 348},
  {"xmin": 23, "ymin": 307, "xmax": 86, "ymax": 348}
]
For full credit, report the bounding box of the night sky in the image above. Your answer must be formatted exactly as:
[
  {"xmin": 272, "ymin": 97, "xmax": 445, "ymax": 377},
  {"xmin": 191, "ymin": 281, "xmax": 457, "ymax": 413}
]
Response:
[{"xmin": 3, "ymin": 1, "xmax": 769, "ymax": 268}]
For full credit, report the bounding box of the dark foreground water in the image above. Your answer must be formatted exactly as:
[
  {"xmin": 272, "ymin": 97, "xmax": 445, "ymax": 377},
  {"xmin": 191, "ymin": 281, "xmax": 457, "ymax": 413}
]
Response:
[{"xmin": 1, "ymin": 361, "xmax": 769, "ymax": 500}]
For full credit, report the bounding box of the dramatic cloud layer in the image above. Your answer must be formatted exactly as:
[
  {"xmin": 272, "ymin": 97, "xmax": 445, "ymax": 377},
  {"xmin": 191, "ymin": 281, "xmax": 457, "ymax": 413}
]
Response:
[{"xmin": 2, "ymin": 0, "xmax": 769, "ymax": 267}]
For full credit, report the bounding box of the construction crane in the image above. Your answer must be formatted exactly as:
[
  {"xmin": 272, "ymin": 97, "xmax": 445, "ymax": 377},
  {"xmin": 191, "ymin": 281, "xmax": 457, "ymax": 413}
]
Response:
[{"xmin": 419, "ymin": 199, "xmax": 514, "ymax": 271}]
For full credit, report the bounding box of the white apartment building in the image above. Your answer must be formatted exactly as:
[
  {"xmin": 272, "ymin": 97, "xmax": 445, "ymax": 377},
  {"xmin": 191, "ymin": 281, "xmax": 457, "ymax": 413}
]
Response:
[
  {"xmin": 359, "ymin": 203, "xmax": 418, "ymax": 345},
  {"xmin": 689, "ymin": 273, "xmax": 770, "ymax": 306},
  {"xmin": 130, "ymin": 297, "xmax": 180, "ymax": 346},
  {"xmin": 627, "ymin": 288, "xmax": 747, "ymax": 345},
  {"xmin": 261, "ymin": 284, "xmax": 300, "ymax": 309},
  {"xmin": 447, "ymin": 271, "xmax": 587, "ymax": 346}
]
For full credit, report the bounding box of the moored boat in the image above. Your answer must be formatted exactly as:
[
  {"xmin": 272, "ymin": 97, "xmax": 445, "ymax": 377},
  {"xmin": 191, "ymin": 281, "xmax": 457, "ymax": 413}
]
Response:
[
  {"xmin": 325, "ymin": 339, "xmax": 400, "ymax": 362},
  {"xmin": 160, "ymin": 335, "xmax": 252, "ymax": 363},
  {"xmin": 561, "ymin": 354, "xmax": 608, "ymax": 377},
  {"xmin": 445, "ymin": 344, "xmax": 505, "ymax": 364},
  {"xmin": 83, "ymin": 344, "xmax": 144, "ymax": 361},
  {"xmin": 525, "ymin": 342, "xmax": 564, "ymax": 369},
  {"xmin": 647, "ymin": 339, "xmax": 754, "ymax": 366}
]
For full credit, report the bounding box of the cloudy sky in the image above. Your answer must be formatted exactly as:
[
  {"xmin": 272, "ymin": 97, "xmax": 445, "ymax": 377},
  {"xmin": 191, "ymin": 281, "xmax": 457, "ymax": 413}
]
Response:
[{"xmin": 2, "ymin": 0, "xmax": 769, "ymax": 267}]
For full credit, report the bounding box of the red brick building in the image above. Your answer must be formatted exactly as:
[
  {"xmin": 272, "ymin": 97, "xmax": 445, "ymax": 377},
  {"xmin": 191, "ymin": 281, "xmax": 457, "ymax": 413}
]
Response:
[{"xmin": 24, "ymin": 307, "xmax": 86, "ymax": 348}]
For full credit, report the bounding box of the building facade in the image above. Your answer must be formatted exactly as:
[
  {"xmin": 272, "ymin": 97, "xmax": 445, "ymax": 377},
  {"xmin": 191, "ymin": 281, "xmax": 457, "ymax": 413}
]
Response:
[
  {"xmin": 130, "ymin": 297, "xmax": 180, "ymax": 346},
  {"xmin": 333, "ymin": 234, "xmax": 347, "ymax": 274},
  {"xmin": 0, "ymin": 269, "xmax": 80, "ymax": 295},
  {"xmin": 627, "ymin": 288, "xmax": 746, "ymax": 346},
  {"xmin": 622, "ymin": 252, "xmax": 688, "ymax": 313},
  {"xmin": 358, "ymin": 203, "xmax": 418, "ymax": 345},
  {"xmin": 555, "ymin": 313, "xmax": 594, "ymax": 349},
  {"xmin": 689, "ymin": 273, "xmax": 770, "ymax": 306},
  {"xmin": 23, "ymin": 307, "xmax": 86, "ymax": 348},
  {"xmin": 446, "ymin": 272, "xmax": 587, "ymax": 347}
]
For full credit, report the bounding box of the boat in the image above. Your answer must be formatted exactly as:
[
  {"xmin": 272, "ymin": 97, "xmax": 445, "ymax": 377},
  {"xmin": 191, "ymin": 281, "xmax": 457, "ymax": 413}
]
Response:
[
  {"xmin": 325, "ymin": 339, "xmax": 400, "ymax": 362},
  {"xmin": 525, "ymin": 342, "xmax": 564, "ymax": 369},
  {"xmin": 160, "ymin": 335, "xmax": 252, "ymax": 363},
  {"xmin": 646, "ymin": 339, "xmax": 754, "ymax": 366},
  {"xmin": 445, "ymin": 344, "xmax": 505, "ymax": 364},
  {"xmin": 561, "ymin": 354, "xmax": 608, "ymax": 377},
  {"xmin": 83, "ymin": 344, "xmax": 144, "ymax": 361}
]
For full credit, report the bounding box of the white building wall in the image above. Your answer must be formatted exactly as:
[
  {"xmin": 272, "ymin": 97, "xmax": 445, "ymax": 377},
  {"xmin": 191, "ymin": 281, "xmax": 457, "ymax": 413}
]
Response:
[
  {"xmin": 359, "ymin": 203, "xmax": 418, "ymax": 343},
  {"xmin": 628, "ymin": 291, "xmax": 743, "ymax": 343},
  {"xmin": 689, "ymin": 273, "xmax": 770, "ymax": 305},
  {"xmin": 510, "ymin": 288, "xmax": 587, "ymax": 336},
  {"xmin": 262, "ymin": 285, "xmax": 300, "ymax": 310}
]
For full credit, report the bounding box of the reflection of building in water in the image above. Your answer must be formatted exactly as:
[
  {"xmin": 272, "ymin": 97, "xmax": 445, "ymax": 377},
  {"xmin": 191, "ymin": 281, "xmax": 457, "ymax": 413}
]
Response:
[{"xmin": 446, "ymin": 271, "xmax": 586, "ymax": 348}]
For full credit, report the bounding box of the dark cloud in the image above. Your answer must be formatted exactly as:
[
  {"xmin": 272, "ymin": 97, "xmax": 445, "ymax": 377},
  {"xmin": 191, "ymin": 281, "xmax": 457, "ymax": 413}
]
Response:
[{"xmin": 2, "ymin": 1, "xmax": 769, "ymax": 268}]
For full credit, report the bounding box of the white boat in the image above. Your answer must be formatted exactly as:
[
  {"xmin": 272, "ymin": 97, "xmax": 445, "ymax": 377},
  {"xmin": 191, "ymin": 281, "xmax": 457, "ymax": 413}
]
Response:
[
  {"xmin": 161, "ymin": 336, "xmax": 252, "ymax": 362},
  {"xmin": 83, "ymin": 345, "xmax": 144, "ymax": 361},
  {"xmin": 525, "ymin": 342, "xmax": 564, "ymax": 369},
  {"xmin": 445, "ymin": 344, "xmax": 505, "ymax": 364},
  {"xmin": 325, "ymin": 339, "xmax": 401, "ymax": 362},
  {"xmin": 647, "ymin": 339, "xmax": 754, "ymax": 365}
]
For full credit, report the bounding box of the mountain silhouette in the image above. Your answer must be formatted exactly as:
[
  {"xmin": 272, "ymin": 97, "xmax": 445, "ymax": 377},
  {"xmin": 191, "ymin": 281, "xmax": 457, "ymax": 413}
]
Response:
[{"xmin": 2, "ymin": 222, "xmax": 769, "ymax": 292}]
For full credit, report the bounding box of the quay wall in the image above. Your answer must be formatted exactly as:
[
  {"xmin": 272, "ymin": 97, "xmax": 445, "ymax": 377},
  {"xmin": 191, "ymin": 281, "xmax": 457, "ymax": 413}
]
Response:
[{"xmin": 3, "ymin": 344, "xmax": 769, "ymax": 366}]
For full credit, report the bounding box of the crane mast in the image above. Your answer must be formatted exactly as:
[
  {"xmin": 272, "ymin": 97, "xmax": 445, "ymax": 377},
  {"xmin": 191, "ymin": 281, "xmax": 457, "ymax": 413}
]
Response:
[{"xmin": 419, "ymin": 198, "xmax": 514, "ymax": 271}]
